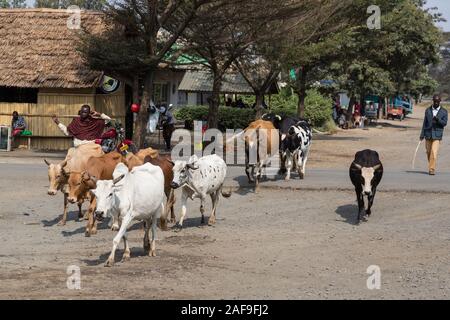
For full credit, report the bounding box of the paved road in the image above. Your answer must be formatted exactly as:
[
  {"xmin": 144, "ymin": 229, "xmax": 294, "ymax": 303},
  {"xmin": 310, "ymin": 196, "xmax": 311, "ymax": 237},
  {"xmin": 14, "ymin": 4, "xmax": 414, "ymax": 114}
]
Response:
[{"xmin": 1, "ymin": 162, "xmax": 449, "ymax": 194}]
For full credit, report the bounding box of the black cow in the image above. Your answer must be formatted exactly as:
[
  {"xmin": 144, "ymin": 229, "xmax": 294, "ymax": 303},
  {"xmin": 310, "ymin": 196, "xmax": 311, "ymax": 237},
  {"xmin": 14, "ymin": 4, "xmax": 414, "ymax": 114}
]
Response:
[{"xmin": 349, "ymin": 149, "xmax": 383, "ymax": 223}]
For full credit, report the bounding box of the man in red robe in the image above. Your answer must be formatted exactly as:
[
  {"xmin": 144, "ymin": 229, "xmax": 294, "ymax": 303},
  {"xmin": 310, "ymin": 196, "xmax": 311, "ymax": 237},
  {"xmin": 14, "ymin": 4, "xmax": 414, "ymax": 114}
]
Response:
[{"xmin": 52, "ymin": 105, "xmax": 111, "ymax": 147}]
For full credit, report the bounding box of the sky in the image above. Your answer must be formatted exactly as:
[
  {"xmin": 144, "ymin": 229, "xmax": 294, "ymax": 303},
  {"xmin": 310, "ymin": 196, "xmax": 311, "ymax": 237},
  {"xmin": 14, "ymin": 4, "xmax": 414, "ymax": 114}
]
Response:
[
  {"xmin": 426, "ymin": 0, "xmax": 450, "ymax": 31},
  {"xmin": 21, "ymin": 0, "xmax": 450, "ymax": 32}
]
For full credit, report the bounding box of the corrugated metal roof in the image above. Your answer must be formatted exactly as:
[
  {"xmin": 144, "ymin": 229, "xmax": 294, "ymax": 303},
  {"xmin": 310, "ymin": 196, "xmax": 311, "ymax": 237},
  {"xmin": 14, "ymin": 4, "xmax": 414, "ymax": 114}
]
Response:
[{"xmin": 178, "ymin": 70, "xmax": 278, "ymax": 94}]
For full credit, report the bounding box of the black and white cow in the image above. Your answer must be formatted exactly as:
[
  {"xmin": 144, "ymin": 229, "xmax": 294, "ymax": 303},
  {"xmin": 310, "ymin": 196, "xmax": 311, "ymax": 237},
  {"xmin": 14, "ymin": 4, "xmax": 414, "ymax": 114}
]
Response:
[
  {"xmin": 281, "ymin": 120, "xmax": 312, "ymax": 180},
  {"xmin": 261, "ymin": 113, "xmax": 310, "ymax": 176},
  {"xmin": 349, "ymin": 149, "xmax": 383, "ymax": 223}
]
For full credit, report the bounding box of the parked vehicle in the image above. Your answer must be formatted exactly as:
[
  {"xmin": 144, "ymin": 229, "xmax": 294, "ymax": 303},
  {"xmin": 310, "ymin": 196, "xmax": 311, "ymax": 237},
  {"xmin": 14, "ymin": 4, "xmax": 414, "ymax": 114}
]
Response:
[
  {"xmin": 387, "ymin": 95, "xmax": 413, "ymax": 120},
  {"xmin": 95, "ymin": 121, "xmax": 136, "ymax": 155}
]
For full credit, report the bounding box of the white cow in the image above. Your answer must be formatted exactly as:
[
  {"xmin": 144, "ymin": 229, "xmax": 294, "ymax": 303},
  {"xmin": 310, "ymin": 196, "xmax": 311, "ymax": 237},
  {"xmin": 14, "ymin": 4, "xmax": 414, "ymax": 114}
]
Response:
[
  {"xmin": 171, "ymin": 154, "xmax": 230, "ymax": 229},
  {"xmin": 92, "ymin": 162, "xmax": 165, "ymax": 267}
]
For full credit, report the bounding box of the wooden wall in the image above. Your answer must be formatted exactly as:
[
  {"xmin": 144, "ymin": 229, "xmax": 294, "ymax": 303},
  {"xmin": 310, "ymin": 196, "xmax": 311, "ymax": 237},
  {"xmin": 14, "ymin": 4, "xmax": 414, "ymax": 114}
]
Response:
[{"xmin": 0, "ymin": 85, "xmax": 126, "ymax": 151}]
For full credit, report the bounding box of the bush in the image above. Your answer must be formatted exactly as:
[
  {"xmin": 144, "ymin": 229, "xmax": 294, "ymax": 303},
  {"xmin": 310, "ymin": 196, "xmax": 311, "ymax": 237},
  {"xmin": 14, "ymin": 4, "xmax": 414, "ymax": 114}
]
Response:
[
  {"xmin": 174, "ymin": 89, "xmax": 332, "ymax": 130},
  {"xmin": 174, "ymin": 105, "xmax": 256, "ymax": 130},
  {"xmin": 304, "ymin": 89, "xmax": 333, "ymax": 127}
]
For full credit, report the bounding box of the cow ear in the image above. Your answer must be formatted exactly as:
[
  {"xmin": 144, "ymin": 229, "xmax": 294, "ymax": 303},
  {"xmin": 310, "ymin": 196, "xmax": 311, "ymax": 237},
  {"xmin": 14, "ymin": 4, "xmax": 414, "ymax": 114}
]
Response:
[{"xmin": 113, "ymin": 174, "xmax": 125, "ymax": 185}]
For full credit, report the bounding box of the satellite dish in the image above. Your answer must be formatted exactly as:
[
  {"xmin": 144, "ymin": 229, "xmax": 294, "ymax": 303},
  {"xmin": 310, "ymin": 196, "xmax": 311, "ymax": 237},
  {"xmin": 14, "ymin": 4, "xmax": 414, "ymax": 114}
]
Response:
[{"xmin": 99, "ymin": 76, "xmax": 120, "ymax": 94}]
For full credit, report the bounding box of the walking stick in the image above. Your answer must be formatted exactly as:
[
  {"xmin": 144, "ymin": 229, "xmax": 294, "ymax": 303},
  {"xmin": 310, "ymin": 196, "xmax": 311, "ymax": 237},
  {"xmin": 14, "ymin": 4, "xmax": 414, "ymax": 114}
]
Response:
[{"xmin": 411, "ymin": 140, "xmax": 423, "ymax": 169}]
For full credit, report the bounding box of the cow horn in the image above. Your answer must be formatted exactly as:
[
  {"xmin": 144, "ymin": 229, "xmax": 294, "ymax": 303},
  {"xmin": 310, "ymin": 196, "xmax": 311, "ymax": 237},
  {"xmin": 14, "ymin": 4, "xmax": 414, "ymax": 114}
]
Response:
[
  {"xmin": 167, "ymin": 159, "xmax": 175, "ymax": 166},
  {"xmin": 186, "ymin": 163, "xmax": 199, "ymax": 170},
  {"xmin": 352, "ymin": 162, "xmax": 362, "ymax": 170},
  {"xmin": 61, "ymin": 159, "xmax": 68, "ymax": 168},
  {"xmin": 373, "ymin": 164, "xmax": 381, "ymax": 170},
  {"xmin": 44, "ymin": 159, "xmax": 51, "ymax": 166},
  {"xmin": 113, "ymin": 174, "xmax": 125, "ymax": 185}
]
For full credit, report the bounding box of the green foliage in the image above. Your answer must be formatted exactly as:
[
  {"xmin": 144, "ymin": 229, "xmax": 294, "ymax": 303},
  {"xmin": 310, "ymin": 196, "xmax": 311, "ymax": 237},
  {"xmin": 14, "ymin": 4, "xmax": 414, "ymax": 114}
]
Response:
[
  {"xmin": 304, "ymin": 89, "xmax": 333, "ymax": 127},
  {"xmin": 174, "ymin": 106, "xmax": 256, "ymax": 131},
  {"xmin": 34, "ymin": 0, "xmax": 106, "ymax": 9},
  {"xmin": 1, "ymin": 0, "xmax": 26, "ymax": 8},
  {"xmin": 175, "ymin": 89, "xmax": 332, "ymax": 129}
]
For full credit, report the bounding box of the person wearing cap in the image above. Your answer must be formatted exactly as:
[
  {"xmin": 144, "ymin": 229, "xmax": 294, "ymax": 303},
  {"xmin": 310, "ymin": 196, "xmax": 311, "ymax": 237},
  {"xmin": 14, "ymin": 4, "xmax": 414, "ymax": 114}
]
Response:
[{"xmin": 420, "ymin": 94, "xmax": 448, "ymax": 175}]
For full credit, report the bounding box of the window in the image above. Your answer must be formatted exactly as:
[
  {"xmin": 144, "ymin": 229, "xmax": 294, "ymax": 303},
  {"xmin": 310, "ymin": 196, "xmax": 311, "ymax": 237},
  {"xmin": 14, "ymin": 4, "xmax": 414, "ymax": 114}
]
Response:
[
  {"xmin": 152, "ymin": 83, "xmax": 169, "ymax": 105},
  {"xmin": 0, "ymin": 87, "xmax": 38, "ymax": 103}
]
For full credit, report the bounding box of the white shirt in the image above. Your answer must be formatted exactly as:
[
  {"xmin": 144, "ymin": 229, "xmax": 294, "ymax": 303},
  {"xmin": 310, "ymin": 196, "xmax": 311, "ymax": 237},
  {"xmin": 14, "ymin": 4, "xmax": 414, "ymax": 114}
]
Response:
[
  {"xmin": 57, "ymin": 113, "xmax": 111, "ymax": 147},
  {"xmin": 432, "ymin": 106, "xmax": 441, "ymax": 117}
]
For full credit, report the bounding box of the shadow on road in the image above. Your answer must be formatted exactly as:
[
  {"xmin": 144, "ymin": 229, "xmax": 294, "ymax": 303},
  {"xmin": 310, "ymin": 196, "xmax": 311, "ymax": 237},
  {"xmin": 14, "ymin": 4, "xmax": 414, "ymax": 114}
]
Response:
[
  {"xmin": 82, "ymin": 247, "xmax": 149, "ymax": 266},
  {"xmin": 335, "ymin": 204, "xmax": 359, "ymax": 225},
  {"xmin": 61, "ymin": 220, "xmax": 143, "ymax": 237},
  {"xmin": 406, "ymin": 170, "xmax": 429, "ymax": 175},
  {"xmin": 41, "ymin": 211, "xmax": 81, "ymax": 227}
]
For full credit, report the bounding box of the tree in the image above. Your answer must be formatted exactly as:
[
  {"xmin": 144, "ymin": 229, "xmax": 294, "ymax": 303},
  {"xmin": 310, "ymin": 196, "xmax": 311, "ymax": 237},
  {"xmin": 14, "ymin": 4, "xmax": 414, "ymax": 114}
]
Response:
[
  {"xmin": 34, "ymin": 0, "xmax": 106, "ymax": 10},
  {"xmin": 80, "ymin": 0, "xmax": 223, "ymax": 147},
  {"xmin": 1, "ymin": 0, "xmax": 26, "ymax": 8},
  {"xmin": 180, "ymin": 0, "xmax": 324, "ymax": 128}
]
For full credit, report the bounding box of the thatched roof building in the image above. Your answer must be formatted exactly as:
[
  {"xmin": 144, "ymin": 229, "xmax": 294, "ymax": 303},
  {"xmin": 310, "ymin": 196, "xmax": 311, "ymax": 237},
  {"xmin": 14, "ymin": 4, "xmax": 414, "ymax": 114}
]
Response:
[{"xmin": 0, "ymin": 8, "xmax": 104, "ymax": 89}]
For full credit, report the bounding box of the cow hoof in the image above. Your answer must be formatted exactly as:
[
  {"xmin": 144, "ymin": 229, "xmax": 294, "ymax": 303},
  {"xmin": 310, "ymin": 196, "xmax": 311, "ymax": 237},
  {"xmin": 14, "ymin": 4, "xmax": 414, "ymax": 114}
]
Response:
[
  {"xmin": 111, "ymin": 225, "xmax": 120, "ymax": 232},
  {"xmin": 121, "ymin": 255, "xmax": 130, "ymax": 262},
  {"xmin": 104, "ymin": 259, "xmax": 114, "ymax": 267},
  {"xmin": 91, "ymin": 229, "xmax": 97, "ymax": 235},
  {"xmin": 299, "ymin": 173, "xmax": 305, "ymax": 180},
  {"xmin": 150, "ymin": 250, "xmax": 156, "ymax": 257},
  {"xmin": 285, "ymin": 176, "xmax": 290, "ymax": 181},
  {"xmin": 57, "ymin": 220, "xmax": 66, "ymax": 226},
  {"xmin": 84, "ymin": 230, "xmax": 91, "ymax": 237},
  {"xmin": 208, "ymin": 218, "xmax": 216, "ymax": 225}
]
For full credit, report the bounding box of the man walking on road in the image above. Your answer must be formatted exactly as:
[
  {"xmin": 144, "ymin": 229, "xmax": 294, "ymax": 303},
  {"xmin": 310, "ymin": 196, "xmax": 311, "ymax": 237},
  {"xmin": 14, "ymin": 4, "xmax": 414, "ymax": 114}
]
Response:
[{"xmin": 420, "ymin": 95, "xmax": 448, "ymax": 175}]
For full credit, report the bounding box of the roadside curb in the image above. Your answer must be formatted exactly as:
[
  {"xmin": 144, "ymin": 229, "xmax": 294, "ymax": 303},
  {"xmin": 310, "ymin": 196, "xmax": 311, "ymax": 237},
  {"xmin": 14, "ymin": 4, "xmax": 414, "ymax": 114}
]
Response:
[{"xmin": 223, "ymin": 184, "xmax": 450, "ymax": 195}]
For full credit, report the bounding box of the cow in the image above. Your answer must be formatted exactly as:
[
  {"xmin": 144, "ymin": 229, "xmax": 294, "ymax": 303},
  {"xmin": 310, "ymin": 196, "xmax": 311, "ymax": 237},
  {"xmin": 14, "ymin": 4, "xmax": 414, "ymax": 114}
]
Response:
[
  {"xmin": 125, "ymin": 149, "xmax": 176, "ymax": 229},
  {"xmin": 92, "ymin": 162, "xmax": 165, "ymax": 267},
  {"xmin": 349, "ymin": 149, "xmax": 383, "ymax": 223},
  {"xmin": 261, "ymin": 113, "xmax": 309, "ymax": 175},
  {"xmin": 243, "ymin": 119, "xmax": 278, "ymax": 192},
  {"xmin": 45, "ymin": 144, "xmax": 103, "ymax": 226},
  {"xmin": 65, "ymin": 151, "xmax": 125, "ymax": 236},
  {"xmin": 170, "ymin": 154, "xmax": 230, "ymax": 229},
  {"xmin": 281, "ymin": 120, "xmax": 312, "ymax": 180}
]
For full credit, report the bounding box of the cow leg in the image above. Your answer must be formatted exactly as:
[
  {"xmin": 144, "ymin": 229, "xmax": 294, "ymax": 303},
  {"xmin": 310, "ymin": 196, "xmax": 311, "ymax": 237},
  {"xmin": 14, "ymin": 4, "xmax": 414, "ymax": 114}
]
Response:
[
  {"xmin": 300, "ymin": 148, "xmax": 309, "ymax": 180},
  {"xmin": 278, "ymin": 151, "xmax": 287, "ymax": 175},
  {"xmin": 285, "ymin": 152, "xmax": 292, "ymax": 181},
  {"xmin": 176, "ymin": 192, "xmax": 188, "ymax": 231},
  {"xmin": 105, "ymin": 212, "xmax": 132, "ymax": 267},
  {"xmin": 200, "ymin": 199, "xmax": 205, "ymax": 225},
  {"xmin": 121, "ymin": 233, "xmax": 131, "ymax": 262},
  {"xmin": 150, "ymin": 212, "xmax": 158, "ymax": 257},
  {"xmin": 85, "ymin": 197, "xmax": 97, "ymax": 237},
  {"xmin": 143, "ymin": 220, "xmax": 150, "ymax": 254},
  {"xmin": 58, "ymin": 193, "xmax": 68, "ymax": 226},
  {"xmin": 367, "ymin": 189, "xmax": 376, "ymax": 217},
  {"xmin": 208, "ymin": 190, "xmax": 219, "ymax": 225},
  {"xmin": 77, "ymin": 202, "xmax": 84, "ymax": 220},
  {"xmin": 357, "ymin": 191, "xmax": 365, "ymax": 223},
  {"xmin": 168, "ymin": 188, "xmax": 176, "ymax": 223}
]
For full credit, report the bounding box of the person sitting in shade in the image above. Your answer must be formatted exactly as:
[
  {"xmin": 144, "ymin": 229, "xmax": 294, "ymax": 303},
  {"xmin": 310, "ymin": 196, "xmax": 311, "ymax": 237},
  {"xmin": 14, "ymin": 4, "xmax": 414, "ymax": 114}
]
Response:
[
  {"xmin": 52, "ymin": 104, "xmax": 111, "ymax": 147},
  {"xmin": 11, "ymin": 111, "xmax": 27, "ymax": 139}
]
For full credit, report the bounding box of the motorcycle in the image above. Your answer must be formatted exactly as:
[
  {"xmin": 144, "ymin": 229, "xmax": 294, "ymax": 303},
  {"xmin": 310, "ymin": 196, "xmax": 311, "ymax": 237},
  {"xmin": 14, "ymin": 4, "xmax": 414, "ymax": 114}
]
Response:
[{"xmin": 95, "ymin": 121, "xmax": 136, "ymax": 155}]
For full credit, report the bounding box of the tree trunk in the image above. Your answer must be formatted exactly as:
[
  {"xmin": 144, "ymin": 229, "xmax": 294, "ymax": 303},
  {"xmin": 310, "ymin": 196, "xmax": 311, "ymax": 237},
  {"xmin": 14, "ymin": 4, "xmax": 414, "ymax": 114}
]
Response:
[
  {"xmin": 255, "ymin": 92, "xmax": 265, "ymax": 119},
  {"xmin": 347, "ymin": 96, "xmax": 356, "ymax": 122},
  {"xmin": 133, "ymin": 72, "xmax": 154, "ymax": 148},
  {"xmin": 132, "ymin": 76, "xmax": 139, "ymax": 103},
  {"xmin": 297, "ymin": 68, "xmax": 307, "ymax": 119},
  {"xmin": 207, "ymin": 74, "xmax": 222, "ymax": 129}
]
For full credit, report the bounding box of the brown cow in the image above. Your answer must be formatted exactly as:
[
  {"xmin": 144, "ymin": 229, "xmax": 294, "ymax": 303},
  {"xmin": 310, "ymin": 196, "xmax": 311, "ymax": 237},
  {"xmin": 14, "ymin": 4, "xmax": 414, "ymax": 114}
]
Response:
[
  {"xmin": 243, "ymin": 119, "xmax": 278, "ymax": 192},
  {"xmin": 44, "ymin": 145, "xmax": 103, "ymax": 226},
  {"xmin": 65, "ymin": 151, "xmax": 124, "ymax": 237}
]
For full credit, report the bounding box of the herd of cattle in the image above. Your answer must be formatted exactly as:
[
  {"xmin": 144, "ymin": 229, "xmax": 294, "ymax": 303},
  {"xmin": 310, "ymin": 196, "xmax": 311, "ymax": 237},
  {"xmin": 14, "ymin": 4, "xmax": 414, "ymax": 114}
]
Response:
[{"xmin": 44, "ymin": 114, "xmax": 383, "ymax": 266}]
